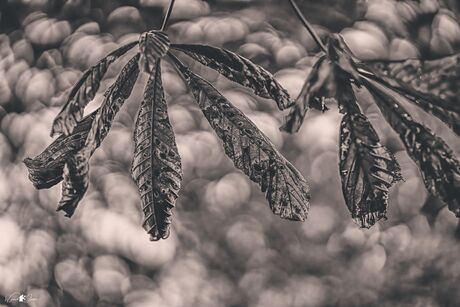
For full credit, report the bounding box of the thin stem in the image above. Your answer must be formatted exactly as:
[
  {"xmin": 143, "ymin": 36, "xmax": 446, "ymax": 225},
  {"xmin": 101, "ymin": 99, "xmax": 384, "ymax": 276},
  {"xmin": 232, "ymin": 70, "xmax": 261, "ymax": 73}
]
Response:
[
  {"xmin": 161, "ymin": 0, "xmax": 176, "ymax": 31},
  {"xmin": 288, "ymin": 0, "xmax": 327, "ymax": 52}
]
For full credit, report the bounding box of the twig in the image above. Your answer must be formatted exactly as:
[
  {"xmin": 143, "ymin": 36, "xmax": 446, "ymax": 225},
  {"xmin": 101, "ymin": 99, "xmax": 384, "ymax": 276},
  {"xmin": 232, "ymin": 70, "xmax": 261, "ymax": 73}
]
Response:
[
  {"xmin": 161, "ymin": 0, "xmax": 176, "ymax": 31},
  {"xmin": 288, "ymin": 0, "xmax": 327, "ymax": 52}
]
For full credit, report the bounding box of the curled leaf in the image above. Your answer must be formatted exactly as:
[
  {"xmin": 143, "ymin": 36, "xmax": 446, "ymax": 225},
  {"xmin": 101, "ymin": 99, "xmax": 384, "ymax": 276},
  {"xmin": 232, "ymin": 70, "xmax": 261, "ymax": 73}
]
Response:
[
  {"xmin": 139, "ymin": 30, "xmax": 170, "ymax": 73},
  {"xmin": 338, "ymin": 82, "xmax": 402, "ymax": 228},
  {"xmin": 57, "ymin": 54, "xmax": 140, "ymax": 217},
  {"xmin": 24, "ymin": 111, "xmax": 97, "ymax": 189},
  {"xmin": 364, "ymin": 77, "xmax": 460, "ymax": 217},
  {"xmin": 170, "ymin": 54, "xmax": 310, "ymax": 221},
  {"xmin": 57, "ymin": 153, "xmax": 89, "ymax": 217},
  {"xmin": 281, "ymin": 55, "xmax": 330, "ymax": 133},
  {"xmin": 51, "ymin": 41, "xmax": 138, "ymax": 137},
  {"xmin": 171, "ymin": 44, "xmax": 293, "ymax": 110},
  {"xmin": 131, "ymin": 61, "xmax": 182, "ymax": 241}
]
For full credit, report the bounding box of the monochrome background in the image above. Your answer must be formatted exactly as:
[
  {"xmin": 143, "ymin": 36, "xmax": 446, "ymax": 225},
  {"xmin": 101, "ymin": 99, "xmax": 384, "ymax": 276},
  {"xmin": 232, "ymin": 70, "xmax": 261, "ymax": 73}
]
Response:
[{"xmin": 0, "ymin": 0, "xmax": 460, "ymax": 306}]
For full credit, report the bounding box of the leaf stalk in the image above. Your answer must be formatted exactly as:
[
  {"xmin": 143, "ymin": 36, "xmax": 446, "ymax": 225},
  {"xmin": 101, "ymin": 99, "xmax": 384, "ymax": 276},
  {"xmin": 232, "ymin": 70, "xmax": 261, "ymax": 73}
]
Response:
[{"xmin": 288, "ymin": 0, "xmax": 327, "ymax": 52}]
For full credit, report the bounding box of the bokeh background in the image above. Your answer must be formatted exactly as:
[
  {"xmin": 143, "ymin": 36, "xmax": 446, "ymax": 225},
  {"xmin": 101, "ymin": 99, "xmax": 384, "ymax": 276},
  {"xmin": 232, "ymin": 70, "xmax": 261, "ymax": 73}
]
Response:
[{"xmin": 1, "ymin": 0, "xmax": 460, "ymax": 306}]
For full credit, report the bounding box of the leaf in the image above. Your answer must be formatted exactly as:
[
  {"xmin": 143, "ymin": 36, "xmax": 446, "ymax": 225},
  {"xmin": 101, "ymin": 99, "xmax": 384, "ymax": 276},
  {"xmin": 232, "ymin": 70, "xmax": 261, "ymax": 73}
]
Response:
[
  {"xmin": 359, "ymin": 59, "xmax": 460, "ymax": 135},
  {"xmin": 170, "ymin": 54, "xmax": 310, "ymax": 221},
  {"xmin": 138, "ymin": 30, "xmax": 170, "ymax": 73},
  {"xmin": 57, "ymin": 54, "xmax": 140, "ymax": 217},
  {"xmin": 131, "ymin": 61, "xmax": 182, "ymax": 241},
  {"xmin": 337, "ymin": 81, "xmax": 402, "ymax": 228},
  {"xmin": 420, "ymin": 195, "xmax": 447, "ymax": 226},
  {"xmin": 57, "ymin": 153, "xmax": 89, "ymax": 217},
  {"xmin": 281, "ymin": 55, "xmax": 330, "ymax": 133},
  {"xmin": 364, "ymin": 77, "xmax": 460, "ymax": 217},
  {"xmin": 24, "ymin": 111, "xmax": 97, "ymax": 189},
  {"xmin": 51, "ymin": 41, "xmax": 138, "ymax": 137},
  {"xmin": 171, "ymin": 44, "xmax": 293, "ymax": 110}
]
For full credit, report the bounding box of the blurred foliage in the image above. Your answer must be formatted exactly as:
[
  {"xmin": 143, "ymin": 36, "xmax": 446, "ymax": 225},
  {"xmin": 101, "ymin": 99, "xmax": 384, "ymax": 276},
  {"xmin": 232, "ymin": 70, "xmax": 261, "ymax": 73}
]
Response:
[{"xmin": 0, "ymin": 0, "xmax": 460, "ymax": 306}]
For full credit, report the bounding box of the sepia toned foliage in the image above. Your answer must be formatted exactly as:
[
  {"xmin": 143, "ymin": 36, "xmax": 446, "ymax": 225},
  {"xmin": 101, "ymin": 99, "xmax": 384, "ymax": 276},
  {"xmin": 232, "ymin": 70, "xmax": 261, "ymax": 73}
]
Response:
[
  {"xmin": 283, "ymin": 0, "xmax": 460, "ymax": 228},
  {"xmin": 25, "ymin": 18, "xmax": 310, "ymax": 240}
]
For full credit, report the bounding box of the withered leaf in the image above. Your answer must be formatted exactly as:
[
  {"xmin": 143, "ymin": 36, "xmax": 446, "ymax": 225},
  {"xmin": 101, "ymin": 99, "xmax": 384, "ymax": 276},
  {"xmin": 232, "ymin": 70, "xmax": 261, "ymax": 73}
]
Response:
[
  {"xmin": 281, "ymin": 55, "xmax": 330, "ymax": 133},
  {"xmin": 338, "ymin": 82, "xmax": 402, "ymax": 228},
  {"xmin": 364, "ymin": 77, "xmax": 460, "ymax": 217},
  {"xmin": 57, "ymin": 54, "xmax": 140, "ymax": 217},
  {"xmin": 24, "ymin": 111, "xmax": 97, "ymax": 189},
  {"xmin": 171, "ymin": 44, "xmax": 293, "ymax": 110},
  {"xmin": 359, "ymin": 59, "xmax": 460, "ymax": 135},
  {"xmin": 171, "ymin": 55, "xmax": 310, "ymax": 221},
  {"xmin": 363, "ymin": 53, "xmax": 460, "ymax": 104},
  {"xmin": 131, "ymin": 61, "xmax": 182, "ymax": 241},
  {"xmin": 57, "ymin": 153, "xmax": 89, "ymax": 217},
  {"xmin": 51, "ymin": 41, "xmax": 138, "ymax": 137}
]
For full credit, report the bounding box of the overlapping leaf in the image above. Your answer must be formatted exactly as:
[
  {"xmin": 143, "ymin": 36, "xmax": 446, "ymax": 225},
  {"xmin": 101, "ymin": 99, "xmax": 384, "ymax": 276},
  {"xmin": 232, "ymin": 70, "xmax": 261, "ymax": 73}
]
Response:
[
  {"xmin": 131, "ymin": 61, "xmax": 182, "ymax": 241},
  {"xmin": 57, "ymin": 54, "xmax": 140, "ymax": 217},
  {"xmin": 170, "ymin": 54, "xmax": 310, "ymax": 221},
  {"xmin": 359, "ymin": 55, "xmax": 460, "ymax": 135},
  {"xmin": 24, "ymin": 111, "xmax": 97, "ymax": 189},
  {"xmin": 171, "ymin": 44, "xmax": 293, "ymax": 110},
  {"xmin": 281, "ymin": 54, "xmax": 329, "ymax": 133},
  {"xmin": 51, "ymin": 41, "xmax": 138, "ymax": 136},
  {"xmin": 138, "ymin": 30, "xmax": 170, "ymax": 73},
  {"xmin": 337, "ymin": 81, "xmax": 402, "ymax": 228},
  {"xmin": 364, "ymin": 77, "xmax": 460, "ymax": 217}
]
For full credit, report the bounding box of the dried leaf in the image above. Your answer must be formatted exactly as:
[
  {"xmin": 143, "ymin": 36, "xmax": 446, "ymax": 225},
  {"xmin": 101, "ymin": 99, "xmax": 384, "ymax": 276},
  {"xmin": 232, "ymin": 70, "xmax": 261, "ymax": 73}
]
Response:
[
  {"xmin": 139, "ymin": 30, "xmax": 170, "ymax": 73},
  {"xmin": 131, "ymin": 61, "xmax": 182, "ymax": 241},
  {"xmin": 364, "ymin": 53, "xmax": 460, "ymax": 103},
  {"xmin": 359, "ymin": 61, "xmax": 460, "ymax": 135},
  {"xmin": 281, "ymin": 55, "xmax": 330, "ymax": 133},
  {"xmin": 24, "ymin": 111, "xmax": 97, "ymax": 189},
  {"xmin": 57, "ymin": 153, "xmax": 89, "ymax": 217},
  {"xmin": 51, "ymin": 41, "xmax": 138, "ymax": 137},
  {"xmin": 171, "ymin": 55, "xmax": 310, "ymax": 221},
  {"xmin": 171, "ymin": 44, "xmax": 293, "ymax": 110},
  {"xmin": 57, "ymin": 54, "xmax": 140, "ymax": 217},
  {"xmin": 337, "ymin": 81, "xmax": 402, "ymax": 228},
  {"xmin": 364, "ymin": 77, "xmax": 460, "ymax": 217}
]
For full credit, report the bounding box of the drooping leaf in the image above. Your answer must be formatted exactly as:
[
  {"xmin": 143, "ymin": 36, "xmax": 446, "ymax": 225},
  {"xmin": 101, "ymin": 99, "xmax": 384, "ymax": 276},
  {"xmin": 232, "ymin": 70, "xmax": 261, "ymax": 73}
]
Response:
[
  {"xmin": 51, "ymin": 41, "xmax": 138, "ymax": 137},
  {"xmin": 337, "ymin": 81, "xmax": 402, "ymax": 228},
  {"xmin": 358, "ymin": 58, "xmax": 460, "ymax": 135},
  {"xmin": 420, "ymin": 195, "xmax": 447, "ymax": 226},
  {"xmin": 363, "ymin": 53, "xmax": 460, "ymax": 103},
  {"xmin": 170, "ymin": 54, "xmax": 310, "ymax": 221},
  {"xmin": 24, "ymin": 111, "xmax": 97, "ymax": 189},
  {"xmin": 131, "ymin": 61, "xmax": 182, "ymax": 241},
  {"xmin": 171, "ymin": 44, "xmax": 293, "ymax": 110},
  {"xmin": 281, "ymin": 54, "xmax": 330, "ymax": 133},
  {"xmin": 57, "ymin": 153, "xmax": 89, "ymax": 217},
  {"xmin": 138, "ymin": 30, "xmax": 170, "ymax": 73},
  {"xmin": 364, "ymin": 77, "xmax": 460, "ymax": 217},
  {"xmin": 57, "ymin": 54, "xmax": 140, "ymax": 217}
]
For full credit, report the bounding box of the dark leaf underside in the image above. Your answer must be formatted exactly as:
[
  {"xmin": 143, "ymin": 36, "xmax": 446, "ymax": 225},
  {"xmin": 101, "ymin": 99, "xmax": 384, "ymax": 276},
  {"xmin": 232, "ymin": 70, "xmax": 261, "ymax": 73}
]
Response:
[
  {"xmin": 281, "ymin": 54, "xmax": 330, "ymax": 133},
  {"xmin": 24, "ymin": 111, "xmax": 97, "ymax": 189}
]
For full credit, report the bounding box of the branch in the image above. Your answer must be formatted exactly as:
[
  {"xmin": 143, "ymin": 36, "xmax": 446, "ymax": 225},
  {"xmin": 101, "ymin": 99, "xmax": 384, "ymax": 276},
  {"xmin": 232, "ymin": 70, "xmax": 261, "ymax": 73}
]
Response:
[{"xmin": 288, "ymin": 0, "xmax": 327, "ymax": 52}]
